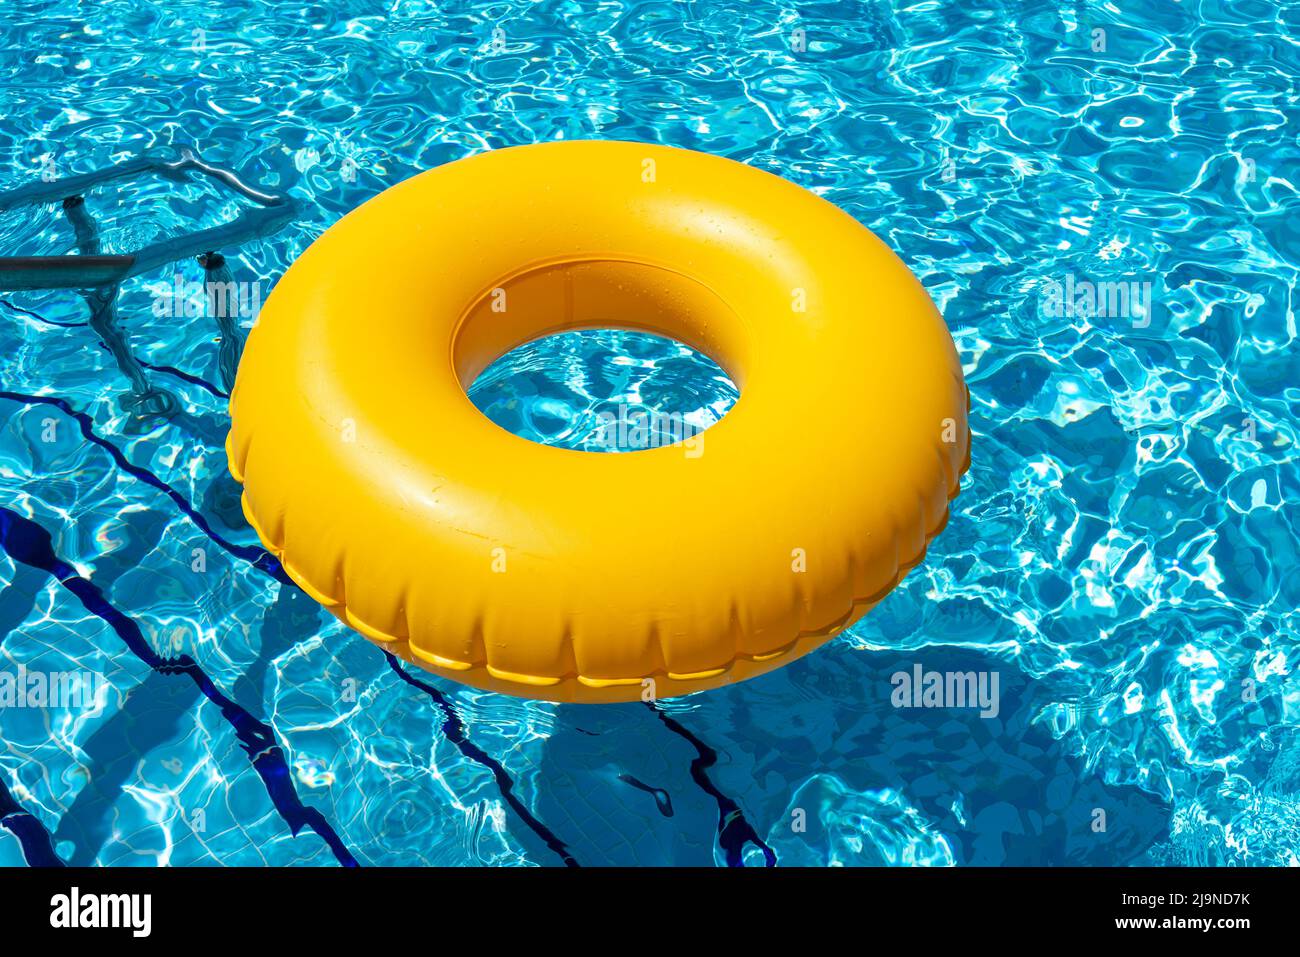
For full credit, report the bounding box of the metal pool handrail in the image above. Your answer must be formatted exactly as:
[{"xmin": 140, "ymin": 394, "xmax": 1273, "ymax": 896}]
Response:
[{"xmin": 0, "ymin": 146, "xmax": 296, "ymax": 290}]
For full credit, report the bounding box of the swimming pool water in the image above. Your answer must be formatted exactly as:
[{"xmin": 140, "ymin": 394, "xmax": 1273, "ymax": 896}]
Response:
[
  {"xmin": 1, "ymin": 0, "xmax": 1298, "ymax": 866},
  {"xmin": 470, "ymin": 330, "xmax": 739, "ymax": 452}
]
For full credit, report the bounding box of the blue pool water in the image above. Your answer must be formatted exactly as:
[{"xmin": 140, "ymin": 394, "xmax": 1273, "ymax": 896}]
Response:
[
  {"xmin": 470, "ymin": 330, "xmax": 739, "ymax": 452},
  {"xmin": 1, "ymin": 0, "xmax": 1298, "ymax": 866}
]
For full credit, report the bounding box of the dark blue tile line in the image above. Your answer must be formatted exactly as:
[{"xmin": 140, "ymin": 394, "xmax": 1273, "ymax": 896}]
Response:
[
  {"xmin": 1, "ymin": 298, "xmax": 231, "ymax": 399},
  {"xmin": 648, "ymin": 704, "xmax": 777, "ymax": 867},
  {"xmin": 0, "ymin": 390, "xmax": 284, "ymax": 583},
  {"xmin": 384, "ymin": 653, "xmax": 580, "ymax": 867},
  {"xmin": 0, "ymin": 506, "xmax": 359, "ymax": 867},
  {"xmin": 136, "ymin": 358, "xmax": 230, "ymax": 400},
  {"xmin": 0, "ymin": 774, "xmax": 65, "ymax": 867},
  {"xmin": 1, "ymin": 297, "xmax": 83, "ymax": 328}
]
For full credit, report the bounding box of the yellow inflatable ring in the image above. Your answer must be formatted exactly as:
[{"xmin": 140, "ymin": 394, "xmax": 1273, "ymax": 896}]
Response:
[{"xmin": 227, "ymin": 141, "xmax": 969, "ymax": 703}]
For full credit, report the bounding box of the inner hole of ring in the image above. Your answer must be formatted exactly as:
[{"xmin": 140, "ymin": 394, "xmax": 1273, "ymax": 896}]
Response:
[
  {"xmin": 454, "ymin": 259, "xmax": 745, "ymax": 452},
  {"xmin": 468, "ymin": 329, "xmax": 738, "ymax": 452}
]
